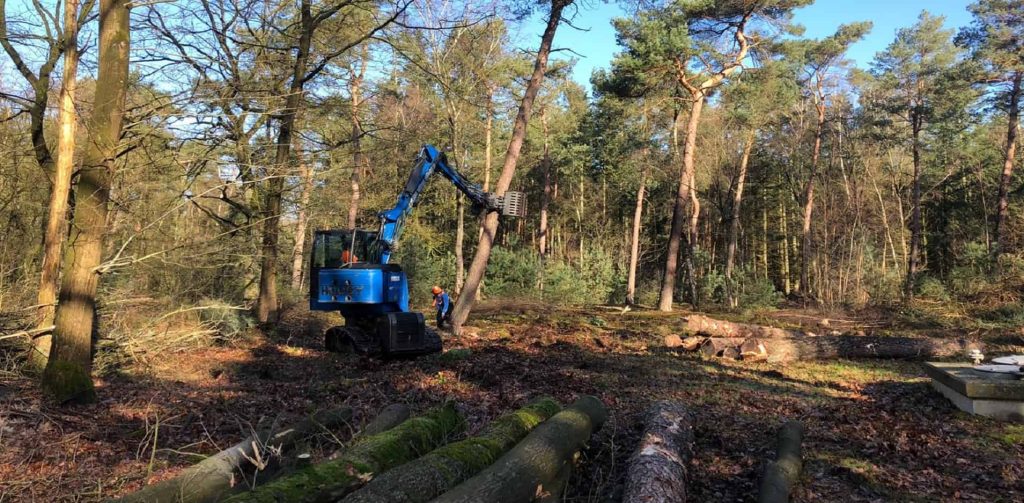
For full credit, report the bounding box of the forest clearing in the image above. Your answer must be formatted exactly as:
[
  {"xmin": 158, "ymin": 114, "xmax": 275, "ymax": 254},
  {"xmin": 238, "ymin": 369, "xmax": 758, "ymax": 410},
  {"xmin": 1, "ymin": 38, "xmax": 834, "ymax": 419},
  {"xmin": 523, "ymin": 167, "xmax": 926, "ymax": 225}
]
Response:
[
  {"xmin": 2, "ymin": 301, "xmax": 1023, "ymax": 501},
  {"xmin": 2, "ymin": 0, "xmax": 1024, "ymax": 500}
]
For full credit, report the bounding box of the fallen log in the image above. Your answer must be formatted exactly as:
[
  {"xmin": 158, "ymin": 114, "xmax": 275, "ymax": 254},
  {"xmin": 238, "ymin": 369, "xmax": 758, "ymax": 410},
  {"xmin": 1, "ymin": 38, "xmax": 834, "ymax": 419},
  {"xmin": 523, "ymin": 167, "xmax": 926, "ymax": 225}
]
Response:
[
  {"xmin": 534, "ymin": 460, "xmax": 573, "ymax": 503},
  {"xmin": 115, "ymin": 406, "xmax": 354, "ymax": 503},
  {"xmin": 431, "ymin": 395, "xmax": 608, "ymax": 503},
  {"xmin": 752, "ymin": 335, "xmax": 980, "ymax": 363},
  {"xmin": 757, "ymin": 421, "xmax": 804, "ymax": 503},
  {"xmin": 698, "ymin": 337, "xmax": 745, "ymax": 358},
  {"xmin": 223, "ymin": 403, "xmax": 464, "ymax": 503},
  {"xmin": 665, "ymin": 334, "xmax": 704, "ymax": 351},
  {"xmin": 343, "ymin": 397, "xmax": 561, "ymax": 503},
  {"xmin": 622, "ymin": 401, "xmax": 694, "ymax": 503},
  {"xmin": 685, "ymin": 314, "xmax": 804, "ymax": 339}
]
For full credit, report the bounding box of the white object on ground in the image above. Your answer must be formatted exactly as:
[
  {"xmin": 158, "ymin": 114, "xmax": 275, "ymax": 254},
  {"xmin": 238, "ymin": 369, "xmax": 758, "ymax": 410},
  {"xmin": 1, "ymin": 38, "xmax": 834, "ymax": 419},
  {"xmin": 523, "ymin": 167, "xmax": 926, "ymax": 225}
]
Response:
[
  {"xmin": 991, "ymin": 355, "xmax": 1024, "ymax": 365},
  {"xmin": 972, "ymin": 364, "xmax": 1024, "ymax": 374}
]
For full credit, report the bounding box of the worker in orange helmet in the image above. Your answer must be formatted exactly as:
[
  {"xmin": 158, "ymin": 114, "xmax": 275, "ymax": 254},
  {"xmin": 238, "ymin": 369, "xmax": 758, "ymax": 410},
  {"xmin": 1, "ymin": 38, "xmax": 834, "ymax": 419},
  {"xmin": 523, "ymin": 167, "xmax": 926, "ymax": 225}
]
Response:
[{"xmin": 431, "ymin": 285, "xmax": 452, "ymax": 329}]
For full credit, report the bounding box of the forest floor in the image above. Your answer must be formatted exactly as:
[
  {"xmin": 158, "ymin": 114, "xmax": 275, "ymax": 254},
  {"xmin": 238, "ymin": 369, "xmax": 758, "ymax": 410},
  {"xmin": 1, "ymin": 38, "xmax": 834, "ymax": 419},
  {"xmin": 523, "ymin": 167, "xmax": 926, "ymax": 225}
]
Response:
[{"xmin": 1, "ymin": 300, "xmax": 1023, "ymax": 502}]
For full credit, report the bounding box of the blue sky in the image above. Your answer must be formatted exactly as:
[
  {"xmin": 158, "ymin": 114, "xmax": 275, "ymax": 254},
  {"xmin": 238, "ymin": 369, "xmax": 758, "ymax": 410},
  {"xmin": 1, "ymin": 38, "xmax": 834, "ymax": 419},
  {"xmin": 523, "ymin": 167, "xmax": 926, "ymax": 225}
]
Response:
[{"xmin": 533, "ymin": 0, "xmax": 976, "ymax": 93}]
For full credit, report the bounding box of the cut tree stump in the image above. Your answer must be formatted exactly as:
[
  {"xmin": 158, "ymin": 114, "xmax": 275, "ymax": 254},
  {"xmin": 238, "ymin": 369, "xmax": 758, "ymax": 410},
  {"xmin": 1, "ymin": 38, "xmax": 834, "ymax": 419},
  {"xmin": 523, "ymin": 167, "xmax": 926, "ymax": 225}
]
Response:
[
  {"xmin": 622, "ymin": 401, "xmax": 694, "ymax": 503},
  {"xmin": 699, "ymin": 338, "xmax": 745, "ymax": 358},
  {"xmin": 740, "ymin": 338, "xmax": 768, "ymax": 361},
  {"xmin": 343, "ymin": 397, "xmax": 561, "ymax": 503},
  {"xmin": 115, "ymin": 406, "xmax": 353, "ymax": 503},
  {"xmin": 753, "ymin": 335, "xmax": 980, "ymax": 363},
  {"xmin": 223, "ymin": 403, "xmax": 464, "ymax": 503},
  {"xmin": 431, "ymin": 395, "xmax": 608, "ymax": 503},
  {"xmin": 757, "ymin": 421, "xmax": 804, "ymax": 503},
  {"xmin": 684, "ymin": 314, "xmax": 804, "ymax": 339}
]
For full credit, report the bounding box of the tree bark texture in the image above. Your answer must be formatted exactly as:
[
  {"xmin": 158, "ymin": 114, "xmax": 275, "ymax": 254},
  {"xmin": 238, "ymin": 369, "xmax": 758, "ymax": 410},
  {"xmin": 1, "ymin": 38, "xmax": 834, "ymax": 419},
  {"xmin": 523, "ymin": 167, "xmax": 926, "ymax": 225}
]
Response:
[
  {"xmin": 622, "ymin": 401, "xmax": 694, "ymax": 503},
  {"xmin": 343, "ymin": 398, "xmax": 560, "ymax": 503},
  {"xmin": 432, "ymin": 395, "xmax": 607, "ymax": 503},
  {"xmin": 450, "ymin": 0, "xmax": 567, "ymax": 333},
  {"xmin": 40, "ymin": 0, "xmax": 130, "ymax": 404},
  {"xmin": 224, "ymin": 404, "xmax": 463, "ymax": 503},
  {"xmin": 32, "ymin": 0, "xmax": 82, "ymax": 368},
  {"xmin": 347, "ymin": 54, "xmax": 367, "ymax": 231},
  {"xmin": 757, "ymin": 421, "xmax": 804, "ymax": 503},
  {"xmin": 116, "ymin": 407, "xmax": 354, "ymax": 503}
]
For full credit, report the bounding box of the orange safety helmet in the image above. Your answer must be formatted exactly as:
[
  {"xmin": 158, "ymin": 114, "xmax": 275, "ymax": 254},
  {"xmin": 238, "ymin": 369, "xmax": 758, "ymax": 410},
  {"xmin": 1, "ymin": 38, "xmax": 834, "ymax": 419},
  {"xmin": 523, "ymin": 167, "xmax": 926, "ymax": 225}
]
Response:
[{"xmin": 431, "ymin": 286, "xmax": 443, "ymax": 295}]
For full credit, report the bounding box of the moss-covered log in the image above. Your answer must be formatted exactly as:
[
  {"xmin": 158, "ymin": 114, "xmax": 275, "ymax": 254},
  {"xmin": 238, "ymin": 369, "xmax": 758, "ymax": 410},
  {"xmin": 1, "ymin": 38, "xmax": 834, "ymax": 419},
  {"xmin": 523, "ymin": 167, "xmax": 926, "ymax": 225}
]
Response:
[
  {"xmin": 115, "ymin": 407, "xmax": 353, "ymax": 503},
  {"xmin": 757, "ymin": 421, "xmax": 804, "ymax": 503},
  {"xmin": 344, "ymin": 397, "xmax": 561, "ymax": 503},
  {"xmin": 622, "ymin": 401, "xmax": 693, "ymax": 503},
  {"xmin": 431, "ymin": 395, "xmax": 607, "ymax": 503},
  {"xmin": 224, "ymin": 403, "xmax": 463, "ymax": 503}
]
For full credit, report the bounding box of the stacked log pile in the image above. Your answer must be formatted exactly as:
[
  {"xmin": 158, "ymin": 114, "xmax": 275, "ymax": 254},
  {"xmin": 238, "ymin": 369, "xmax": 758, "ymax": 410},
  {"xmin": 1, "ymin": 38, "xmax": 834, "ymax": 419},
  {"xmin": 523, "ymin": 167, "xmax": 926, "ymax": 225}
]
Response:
[{"xmin": 666, "ymin": 314, "xmax": 980, "ymax": 363}]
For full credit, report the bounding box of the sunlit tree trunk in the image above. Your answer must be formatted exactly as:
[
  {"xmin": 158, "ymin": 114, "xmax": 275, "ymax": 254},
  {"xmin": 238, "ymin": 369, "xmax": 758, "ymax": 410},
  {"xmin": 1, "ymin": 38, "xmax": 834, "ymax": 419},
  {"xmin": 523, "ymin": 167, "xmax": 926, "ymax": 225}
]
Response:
[
  {"xmin": 538, "ymin": 108, "xmax": 551, "ymax": 256},
  {"xmin": 31, "ymin": 0, "xmax": 82, "ymax": 369},
  {"xmin": 779, "ymin": 200, "xmax": 790, "ymax": 295},
  {"xmin": 905, "ymin": 108, "xmax": 923, "ymax": 301},
  {"xmin": 40, "ymin": 0, "xmax": 130, "ymax": 403},
  {"xmin": 726, "ymin": 132, "xmax": 755, "ymax": 308},
  {"xmin": 659, "ymin": 95, "xmax": 704, "ymax": 311},
  {"xmin": 800, "ymin": 87, "xmax": 825, "ymax": 296},
  {"xmin": 626, "ymin": 167, "xmax": 647, "ymax": 306},
  {"xmin": 993, "ymin": 71, "xmax": 1021, "ymax": 264},
  {"xmin": 450, "ymin": 0, "xmax": 569, "ymax": 333},
  {"xmin": 290, "ymin": 140, "xmax": 312, "ymax": 291},
  {"xmin": 347, "ymin": 53, "xmax": 368, "ymax": 230}
]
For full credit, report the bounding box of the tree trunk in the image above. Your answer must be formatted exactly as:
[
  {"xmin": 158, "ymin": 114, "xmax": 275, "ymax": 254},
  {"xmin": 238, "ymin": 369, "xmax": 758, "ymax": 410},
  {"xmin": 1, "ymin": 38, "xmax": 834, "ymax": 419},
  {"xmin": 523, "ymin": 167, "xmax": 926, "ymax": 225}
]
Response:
[
  {"xmin": 801, "ymin": 94, "xmax": 825, "ymax": 297},
  {"xmin": 40, "ymin": 0, "xmax": 130, "ymax": 404},
  {"xmin": 699, "ymin": 337, "xmax": 748, "ymax": 358},
  {"xmin": 455, "ymin": 194, "xmax": 465, "ymax": 295},
  {"xmin": 31, "ymin": 0, "xmax": 81, "ymax": 369},
  {"xmin": 660, "ymin": 94, "xmax": 705, "ymax": 312},
  {"xmin": 115, "ymin": 407, "xmax": 353, "ymax": 503},
  {"xmin": 993, "ymin": 71, "xmax": 1021, "ymax": 263},
  {"xmin": 779, "ymin": 199, "xmax": 790, "ymax": 295},
  {"xmin": 346, "ymin": 53, "xmax": 367, "ymax": 231},
  {"xmin": 623, "ymin": 401, "xmax": 693, "ymax": 503},
  {"xmin": 626, "ymin": 167, "xmax": 647, "ymax": 306},
  {"xmin": 753, "ymin": 335, "xmax": 979, "ymax": 363},
  {"xmin": 757, "ymin": 421, "xmax": 804, "ymax": 503},
  {"xmin": 224, "ymin": 404, "xmax": 463, "ymax": 503},
  {"xmin": 726, "ymin": 133, "xmax": 755, "ymax": 308},
  {"xmin": 432, "ymin": 395, "xmax": 607, "ymax": 503},
  {"xmin": 450, "ymin": 0, "xmax": 567, "ymax": 333},
  {"xmin": 290, "ymin": 141, "xmax": 312, "ymax": 291},
  {"xmin": 344, "ymin": 398, "xmax": 560, "ymax": 503},
  {"xmin": 256, "ymin": 0, "xmax": 314, "ymax": 324},
  {"xmin": 538, "ymin": 109, "xmax": 551, "ymax": 256},
  {"xmin": 905, "ymin": 113, "xmax": 923, "ymax": 301}
]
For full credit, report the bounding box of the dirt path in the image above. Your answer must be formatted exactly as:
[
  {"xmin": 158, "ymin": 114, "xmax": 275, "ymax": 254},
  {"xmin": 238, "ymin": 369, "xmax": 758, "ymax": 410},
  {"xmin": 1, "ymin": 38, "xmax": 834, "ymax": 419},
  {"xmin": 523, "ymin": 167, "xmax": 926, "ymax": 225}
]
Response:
[{"xmin": 1, "ymin": 303, "xmax": 1022, "ymax": 501}]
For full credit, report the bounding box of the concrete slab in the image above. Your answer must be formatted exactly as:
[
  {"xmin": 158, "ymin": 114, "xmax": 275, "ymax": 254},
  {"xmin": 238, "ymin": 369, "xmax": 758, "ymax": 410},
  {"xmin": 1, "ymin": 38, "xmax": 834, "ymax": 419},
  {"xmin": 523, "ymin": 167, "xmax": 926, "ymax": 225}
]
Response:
[{"xmin": 924, "ymin": 362, "xmax": 1024, "ymax": 422}]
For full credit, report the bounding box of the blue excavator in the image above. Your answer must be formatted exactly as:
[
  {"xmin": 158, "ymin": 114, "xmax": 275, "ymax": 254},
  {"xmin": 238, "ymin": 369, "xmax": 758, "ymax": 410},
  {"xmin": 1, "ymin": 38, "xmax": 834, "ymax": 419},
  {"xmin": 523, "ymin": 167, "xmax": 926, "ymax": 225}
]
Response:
[{"xmin": 309, "ymin": 144, "xmax": 525, "ymax": 357}]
